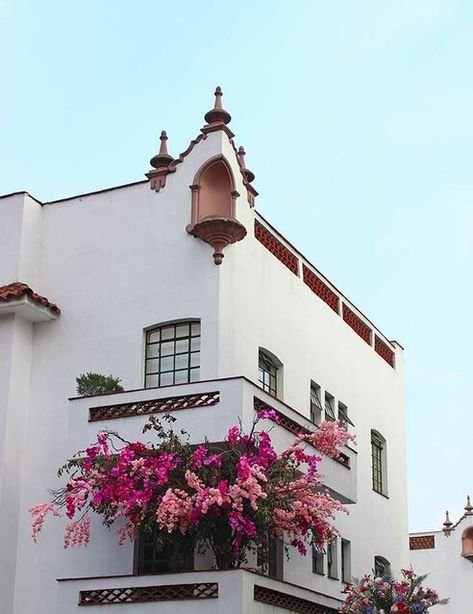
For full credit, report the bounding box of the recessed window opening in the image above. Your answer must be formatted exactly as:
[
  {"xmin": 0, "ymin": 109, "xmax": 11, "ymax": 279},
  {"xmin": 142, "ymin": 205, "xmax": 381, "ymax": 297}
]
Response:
[
  {"xmin": 327, "ymin": 538, "xmax": 338, "ymax": 579},
  {"xmin": 310, "ymin": 382, "xmax": 323, "ymax": 424},
  {"xmin": 341, "ymin": 539, "xmax": 351, "ymax": 583},
  {"xmin": 324, "ymin": 392, "xmax": 336, "ymax": 421},
  {"xmin": 374, "ymin": 556, "xmax": 391, "ymax": 578},
  {"xmin": 338, "ymin": 402, "xmax": 354, "ymax": 427},
  {"xmin": 371, "ymin": 430, "xmax": 387, "ymax": 495},
  {"xmin": 145, "ymin": 321, "xmax": 200, "ymax": 388},
  {"xmin": 258, "ymin": 349, "xmax": 281, "ymax": 397},
  {"xmin": 312, "ymin": 546, "xmax": 324, "ymax": 575}
]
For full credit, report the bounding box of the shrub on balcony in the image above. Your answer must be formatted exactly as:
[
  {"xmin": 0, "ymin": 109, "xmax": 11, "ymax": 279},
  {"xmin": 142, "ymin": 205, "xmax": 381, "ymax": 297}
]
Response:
[
  {"xmin": 30, "ymin": 410, "xmax": 353, "ymax": 570},
  {"xmin": 339, "ymin": 569, "xmax": 448, "ymax": 613},
  {"xmin": 76, "ymin": 372, "xmax": 124, "ymax": 396}
]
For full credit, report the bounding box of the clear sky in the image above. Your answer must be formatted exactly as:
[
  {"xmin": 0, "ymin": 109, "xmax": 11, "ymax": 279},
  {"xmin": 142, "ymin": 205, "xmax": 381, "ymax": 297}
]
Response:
[{"xmin": 1, "ymin": 1, "xmax": 472, "ymax": 532}]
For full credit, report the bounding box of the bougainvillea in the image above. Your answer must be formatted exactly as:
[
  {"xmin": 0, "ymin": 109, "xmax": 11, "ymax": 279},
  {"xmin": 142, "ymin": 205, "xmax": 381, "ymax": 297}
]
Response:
[
  {"xmin": 30, "ymin": 409, "xmax": 354, "ymax": 569},
  {"xmin": 339, "ymin": 569, "xmax": 448, "ymax": 613}
]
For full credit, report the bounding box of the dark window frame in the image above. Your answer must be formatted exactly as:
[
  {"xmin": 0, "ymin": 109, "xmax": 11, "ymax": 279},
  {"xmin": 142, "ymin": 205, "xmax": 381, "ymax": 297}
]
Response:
[
  {"xmin": 144, "ymin": 321, "xmax": 200, "ymax": 388},
  {"xmin": 371, "ymin": 431, "xmax": 385, "ymax": 494},
  {"xmin": 258, "ymin": 350, "xmax": 279, "ymax": 397},
  {"xmin": 310, "ymin": 382, "xmax": 323, "ymax": 424}
]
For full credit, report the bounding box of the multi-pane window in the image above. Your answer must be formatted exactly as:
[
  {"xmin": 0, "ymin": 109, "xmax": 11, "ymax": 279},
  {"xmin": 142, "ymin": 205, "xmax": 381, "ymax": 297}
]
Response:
[
  {"xmin": 374, "ymin": 556, "xmax": 390, "ymax": 578},
  {"xmin": 145, "ymin": 321, "xmax": 200, "ymax": 388},
  {"xmin": 258, "ymin": 350, "xmax": 279, "ymax": 397},
  {"xmin": 324, "ymin": 392, "xmax": 336, "ymax": 421},
  {"xmin": 371, "ymin": 431, "xmax": 385, "ymax": 494},
  {"xmin": 312, "ymin": 546, "xmax": 324, "ymax": 574},
  {"xmin": 135, "ymin": 530, "xmax": 194, "ymax": 574},
  {"xmin": 341, "ymin": 539, "xmax": 351, "ymax": 583},
  {"xmin": 310, "ymin": 382, "xmax": 323, "ymax": 424},
  {"xmin": 257, "ymin": 535, "xmax": 284, "ymax": 580}
]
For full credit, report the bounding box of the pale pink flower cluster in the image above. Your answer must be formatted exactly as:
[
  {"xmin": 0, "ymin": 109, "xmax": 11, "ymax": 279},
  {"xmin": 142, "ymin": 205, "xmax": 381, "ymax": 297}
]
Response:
[
  {"xmin": 29, "ymin": 503, "xmax": 62, "ymax": 542},
  {"xmin": 64, "ymin": 516, "xmax": 90, "ymax": 548}
]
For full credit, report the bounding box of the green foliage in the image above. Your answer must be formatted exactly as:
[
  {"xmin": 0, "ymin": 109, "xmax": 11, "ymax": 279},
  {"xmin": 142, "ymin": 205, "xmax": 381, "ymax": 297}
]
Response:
[{"xmin": 76, "ymin": 372, "xmax": 124, "ymax": 397}]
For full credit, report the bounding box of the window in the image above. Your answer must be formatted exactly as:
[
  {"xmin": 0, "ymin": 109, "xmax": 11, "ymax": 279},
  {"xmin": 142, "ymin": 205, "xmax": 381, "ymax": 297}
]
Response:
[
  {"xmin": 374, "ymin": 556, "xmax": 390, "ymax": 578},
  {"xmin": 312, "ymin": 546, "xmax": 324, "ymax": 575},
  {"xmin": 341, "ymin": 539, "xmax": 351, "ymax": 583},
  {"xmin": 258, "ymin": 350, "xmax": 280, "ymax": 397},
  {"xmin": 371, "ymin": 430, "xmax": 387, "ymax": 495},
  {"xmin": 338, "ymin": 402, "xmax": 354, "ymax": 427},
  {"xmin": 310, "ymin": 382, "xmax": 323, "ymax": 424},
  {"xmin": 327, "ymin": 538, "xmax": 338, "ymax": 579},
  {"xmin": 257, "ymin": 535, "xmax": 283, "ymax": 580},
  {"xmin": 324, "ymin": 392, "xmax": 336, "ymax": 421},
  {"xmin": 145, "ymin": 321, "xmax": 200, "ymax": 388},
  {"xmin": 134, "ymin": 530, "xmax": 194, "ymax": 574}
]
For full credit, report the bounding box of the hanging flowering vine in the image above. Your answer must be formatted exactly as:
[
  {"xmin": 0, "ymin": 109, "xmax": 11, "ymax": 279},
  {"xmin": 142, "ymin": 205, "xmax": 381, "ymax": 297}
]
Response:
[{"xmin": 30, "ymin": 410, "xmax": 354, "ymax": 569}]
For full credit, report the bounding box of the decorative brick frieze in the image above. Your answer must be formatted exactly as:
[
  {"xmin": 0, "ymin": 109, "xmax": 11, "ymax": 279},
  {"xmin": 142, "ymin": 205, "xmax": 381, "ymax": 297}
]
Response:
[
  {"xmin": 342, "ymin": 304, "xmax": 372, "ymax": 345},
  {"xmin": 409, "ymin": 535, "xmax": 435, "ymax": 550},
  {"xmin": 255, "ymin": 221, "xmax": 299, "ymax": 275},
  {"xmin": 254, "ymin": 585, "xmax": 338, "ymax": 613},
  {"xmin": 374, "ymin": 336, "xmax": 395, "ymax": 368},
  {"xmin": 89, "ymin": 391, "xmax": 219, "ymax": 422},
  {"xmin": 302, "ymin": 265, "xmax": 339, "ymax": 313},
  {"xmin": 79, "ymin": 582, "xmax": 218, "ymax": 605}
]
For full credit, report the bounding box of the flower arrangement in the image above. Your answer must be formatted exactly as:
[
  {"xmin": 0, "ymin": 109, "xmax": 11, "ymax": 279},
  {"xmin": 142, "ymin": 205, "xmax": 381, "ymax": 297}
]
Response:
[
  {"xmin": 30, "ymin": 409, "xmax": 353, "ymax": 569},
  {"xmin": 339, "ymin": 569, "xmax": 448, "ymax": 613}
]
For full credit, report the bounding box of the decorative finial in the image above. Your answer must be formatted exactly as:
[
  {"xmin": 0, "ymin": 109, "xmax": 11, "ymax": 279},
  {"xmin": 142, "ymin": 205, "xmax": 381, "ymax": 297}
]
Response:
[
  {"xmin": 237, "ymin": 146, "xmax": 255, "ymax": 183},
  {"xmin": 150, "ymin": 130, "xmax": 174, "ymax": 169},
  {"xmin": 465, "ymin": 495, "xmax": 473, "ymax": 515},
  {"xmin": 204, "ymin": 86, "xmax": 232, "ymax": 125},
  {"xmin": 443, "ymin": 510, "xmax": 453, "ymax": 534}
]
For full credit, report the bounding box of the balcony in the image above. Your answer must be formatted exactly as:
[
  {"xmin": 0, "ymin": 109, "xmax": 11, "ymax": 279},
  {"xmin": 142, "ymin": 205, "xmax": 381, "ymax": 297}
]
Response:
[
  {"xmin": 56, "ymin": 569, "xmax": 342, "ymax": 613},
  {"xmin": 67, "ymin": 376, "xmax": 357, "ymax": 504}
]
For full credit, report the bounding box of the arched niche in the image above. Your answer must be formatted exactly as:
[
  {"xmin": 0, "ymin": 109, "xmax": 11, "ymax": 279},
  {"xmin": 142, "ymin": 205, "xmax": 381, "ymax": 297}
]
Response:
[
  {"xmin": 190, "ymin": 155, "xmax": 239, "ymax": 226},
  {"xmin": 462, "ymin": 526, "xmax": 473, "ymax": 561}
]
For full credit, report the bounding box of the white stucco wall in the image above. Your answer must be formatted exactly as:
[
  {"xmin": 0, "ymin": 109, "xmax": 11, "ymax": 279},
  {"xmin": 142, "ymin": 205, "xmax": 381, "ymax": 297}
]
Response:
[
  {"xmin": 410, "ymin": 516, "xmax": 473, "ymax": 612},
  {"xmin": 0, "ymin": 123, "xmax": 408, "ymax": 613}
]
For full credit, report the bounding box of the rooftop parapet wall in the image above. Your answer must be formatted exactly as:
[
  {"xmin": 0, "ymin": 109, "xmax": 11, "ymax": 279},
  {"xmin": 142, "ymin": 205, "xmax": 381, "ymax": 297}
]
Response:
[{"xmin": 253, "ymin": 213, "xmax": 399, "ymax": 368}]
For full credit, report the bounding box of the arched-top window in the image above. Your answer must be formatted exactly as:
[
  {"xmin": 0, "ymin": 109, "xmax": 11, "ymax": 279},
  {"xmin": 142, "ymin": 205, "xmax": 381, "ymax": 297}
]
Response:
[
  {"xmin": 145, "ymin": 320, "xmax": 200, "ymax": 388},
  {"xmin": 258, "ymin": 349, "xmax": 282, "ymax": 398},
  {"xmin": 190, "ymin": 156, "xmax": 237, "ymax": 226},
  {"xmin": 462, "ymin": 526, "xmax": 473, "ymax": 560},
  {"xmin": 374, "ymin": 555, "xmax": 391, "ymax": 578},
  {"xmin": 371, "ymin": 430, "xmax": 387, "ymax": 495}
]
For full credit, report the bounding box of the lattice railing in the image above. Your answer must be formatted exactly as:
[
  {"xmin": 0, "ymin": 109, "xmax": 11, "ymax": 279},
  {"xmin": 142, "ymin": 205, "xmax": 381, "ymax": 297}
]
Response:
[
  {"xmin": 254, "ymin": 585, "xmax": 338, "ymax": 613},
  {"xmin": 253, "ymin": 397, "xmax": 350, "ymax": 468},
  {"xmin": 255, "ymin": 220, "xmax": 299, "ymax": 275},
  {"xmin": 374, "ymin": 336, "xmax": 395, "ymax": 368},
  {"xmin": 89, "ymin": 391, "xmax": 220, "ymax": 422},
  {"xmin": 342, "ymin": 304, "xmax": 372, "ymax": 345},
  {"xmin": 409, "ymin": 535, "xmax": 435, "ymax": 550},
  {"xmin": 302, "ymin": 265, "xmax": 339, "ymax": 314},
  {"xmin": 79, "ymin": 582, "xmax": 218, "ymax": 605}
]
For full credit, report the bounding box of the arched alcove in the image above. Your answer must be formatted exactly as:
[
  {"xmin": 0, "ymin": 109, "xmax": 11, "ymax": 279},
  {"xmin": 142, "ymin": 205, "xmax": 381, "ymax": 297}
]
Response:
[
  {"xmin": 462, "ymin": 526, "xmax": 473, "ymax": 561},
  {"xmin": 190, "ymin": 156, "xmax": 238, "ymax": 225}
]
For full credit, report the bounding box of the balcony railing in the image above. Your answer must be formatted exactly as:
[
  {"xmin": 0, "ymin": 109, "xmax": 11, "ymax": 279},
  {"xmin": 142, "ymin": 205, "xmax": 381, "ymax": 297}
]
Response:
[{"xmin": 57, "ymin": 569, "xmax": 342, "ymax": 613}]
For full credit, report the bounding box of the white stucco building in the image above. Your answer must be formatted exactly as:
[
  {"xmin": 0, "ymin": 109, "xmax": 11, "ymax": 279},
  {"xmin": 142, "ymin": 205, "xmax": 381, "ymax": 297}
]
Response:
[
  {"xmin": 0, "ymin": 88, "xmax": 408, "ymax": 614},
  {"xmin": 410, "ymin": 497, "xmax": 473, "ymax": 612}
]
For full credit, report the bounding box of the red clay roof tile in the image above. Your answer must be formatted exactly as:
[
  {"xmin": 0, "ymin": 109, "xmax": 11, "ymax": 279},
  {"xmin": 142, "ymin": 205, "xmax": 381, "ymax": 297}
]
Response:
[{"xmin": 0, "ymin": 282, "xmax": 60, "ymax": 315}]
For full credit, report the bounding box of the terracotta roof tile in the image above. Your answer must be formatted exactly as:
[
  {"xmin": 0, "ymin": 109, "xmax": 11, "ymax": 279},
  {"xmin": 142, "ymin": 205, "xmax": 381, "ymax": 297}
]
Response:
[{"xmin": 0, "ymin": 282, "xmax": 61, "ymax": 315}]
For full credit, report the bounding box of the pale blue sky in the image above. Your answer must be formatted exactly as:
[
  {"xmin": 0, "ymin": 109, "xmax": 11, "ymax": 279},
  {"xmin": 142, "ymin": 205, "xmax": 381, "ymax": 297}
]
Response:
[{"xmin": 1, "ymin": 1, "xmax": 472, "ymax": 531}]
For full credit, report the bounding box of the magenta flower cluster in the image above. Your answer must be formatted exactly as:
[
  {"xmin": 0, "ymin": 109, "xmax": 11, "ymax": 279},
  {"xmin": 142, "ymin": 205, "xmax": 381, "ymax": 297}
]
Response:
[
  {"xmin": 30, "ymin": 411, "xmax": 353, "ymax": 568},
  {"xmin": 339, "ymin": 569, "xmax": 448, "ymax": 613}
]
